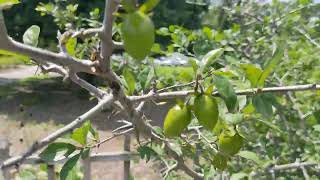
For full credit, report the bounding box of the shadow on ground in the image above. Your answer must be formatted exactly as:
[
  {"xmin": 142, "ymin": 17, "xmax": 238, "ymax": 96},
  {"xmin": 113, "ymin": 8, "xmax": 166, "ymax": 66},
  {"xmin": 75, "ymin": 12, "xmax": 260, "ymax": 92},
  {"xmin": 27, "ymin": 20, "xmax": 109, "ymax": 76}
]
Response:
[{"xmin": 0, "ymin": 76, "xmax": 171, "ymax": 131}]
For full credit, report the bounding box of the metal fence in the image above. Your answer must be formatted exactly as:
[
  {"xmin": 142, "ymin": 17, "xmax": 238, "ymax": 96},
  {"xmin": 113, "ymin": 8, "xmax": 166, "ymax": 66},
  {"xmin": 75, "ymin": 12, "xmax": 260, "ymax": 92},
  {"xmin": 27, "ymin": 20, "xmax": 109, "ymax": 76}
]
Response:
[{"xmin": 1, "ymin": 136, "xmax": 136, "ymax": 180}]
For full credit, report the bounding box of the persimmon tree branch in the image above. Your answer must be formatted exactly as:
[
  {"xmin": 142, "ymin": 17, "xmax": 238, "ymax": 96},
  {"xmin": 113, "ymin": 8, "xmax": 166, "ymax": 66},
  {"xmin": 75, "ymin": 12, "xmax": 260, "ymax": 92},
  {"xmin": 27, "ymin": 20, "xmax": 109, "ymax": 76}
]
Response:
[
  {"xmin": 100, "ymin": 0, "xmax": 119, "ymax": 71},
  {"xmin": 69, "ymin": 71, "xmax": 106, "ymax": 99},
  {"xmin": 250, "ymin": 162, "xmax": 319, "ymax": 177},
  {"xmin": 130, "ymin": 83, "xmax": 320, "ymax": 102},
  {"xmin": 71, "ymin": 27, "xmax": 102, "ymax": 39}
]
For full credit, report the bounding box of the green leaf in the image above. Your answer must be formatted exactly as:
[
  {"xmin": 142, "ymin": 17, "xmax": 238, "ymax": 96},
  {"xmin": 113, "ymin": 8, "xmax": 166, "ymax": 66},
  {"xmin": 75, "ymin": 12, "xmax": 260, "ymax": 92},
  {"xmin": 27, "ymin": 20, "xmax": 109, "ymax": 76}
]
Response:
[
  {"xmin": 199, "ymin": 48, "xmax": 224, "ymax": 73},
  {"xmin": 23, "ymin": 25, "xmax": 40, "ymax": 47},
  {"xmin": 252, "ymin": 94, "xmax": 273, "ymax": 119},
  {"xmin": 71, "ymin": 121, "xmax": 91, "ymax": 146},
  {"xmin": 257, "ymin": 45, "xmax": 284, "ymax": 87},
  {"xmin": 17, "ymin": 169, "xmax": 36, "ymax": 180},
  {"xmin": 121, "ymin": 0, "xmax": 136, "ymax": 13},
  {"xmin": 145, "ymin": 67, "xmax": 155, "ymax": 89},
  {"xmin": 238, "ymin": 151, "xmax": 262, "ymax": 165},
  {"xmin": 224, "ymin": 113, "xmax": 243, "ymax": 125},
  {"xmin": 66, "ymin": 38, "xmax": 77, "ymax": 57},
  {"xmin": 152, "ymin": 126, "xmax": 164, "ymax": 137},
  {"xmin": 60, "ymin": 153, "xmax": 81, "ymax": 180},
  {"xmin": 139, "ymin": 0, "xmax": 160, "ymax": 13},
  {"xmin": 188, "ymin": 58, "xmax": 199, "ymax": 75},
  {"xmin": 89, "ymin": 125, "xmax": 99, "ymax": 141},
  {"xmin": 214, "ymin": 75, "xmax": 237, "ymax": 112},
  {"xmin": 123, "ymin": 68, "xmax": 136, "ymax": 95},
  {"xmin": 137, "ymin": 145, "xmax": 157, "ymax": 163},
  {"xmin": 230, "ymin": 172, "xmax": 248, "ymax": 180},
  {"xmin": 313, "ymin": 125, "xmax": 320, "ymax": 132},
  {"xmin": 81, "ymin": 148, "xmax": 90, "ymax": 160},
  {"xmin": 169, "ymin": 141, "xmax": 182, "ymax": 156},
  {"xmin": 256, "ymin": 119, "xmax": 283, "ymax": 134},
  {"xmin": 0, "ymin": 0, "xmax": 20, "ymax": 9},
  {"xmin": 240, "ymin": 64, "xmax": 263, "ymax": 87},
  {"xmin": 39, "ymin": 143, "xmax": 76, "ymax": 162}
]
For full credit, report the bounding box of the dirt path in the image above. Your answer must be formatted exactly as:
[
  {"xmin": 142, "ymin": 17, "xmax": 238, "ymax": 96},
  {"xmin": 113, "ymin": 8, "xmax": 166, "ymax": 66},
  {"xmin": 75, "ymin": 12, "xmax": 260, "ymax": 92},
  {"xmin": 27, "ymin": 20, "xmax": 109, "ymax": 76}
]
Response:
[
  {"xmin": 0, "ymin": 66, "xmax": 162, "ymax": 179},
  {"xmin": 0, "ymin": 66, "xmax": 58, "ymax": 85}
]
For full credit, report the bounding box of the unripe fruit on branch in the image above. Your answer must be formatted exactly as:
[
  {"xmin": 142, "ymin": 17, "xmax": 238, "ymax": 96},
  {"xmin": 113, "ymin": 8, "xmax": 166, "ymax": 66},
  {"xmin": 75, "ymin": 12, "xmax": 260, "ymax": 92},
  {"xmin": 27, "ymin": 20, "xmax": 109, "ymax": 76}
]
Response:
[
  {"xmin": 163, "ymin": 105, "xmax": 191, "ymax": 137},
  {"xmin": 193, "ymin": 95, "xmax": 219, "ymax": 130},
  {"xmin": 121, "ymin": 11, "xmax": 155, "ymax": 60}
]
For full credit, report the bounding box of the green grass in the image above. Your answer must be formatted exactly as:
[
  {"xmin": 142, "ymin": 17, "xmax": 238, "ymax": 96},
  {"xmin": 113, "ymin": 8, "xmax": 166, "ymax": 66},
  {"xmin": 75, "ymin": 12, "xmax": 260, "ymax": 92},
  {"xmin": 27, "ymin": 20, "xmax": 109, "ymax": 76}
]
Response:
[
  {"xmin": 0, "ymin": 56, "xmax": 26, "ymax": 68},
  {"xmin": 156, "ymin": 66, "xmax": 194, "ymax": 82},
  {"xmin": 0, "ymin": 75, "xmax": 62, "ymax": 105}
]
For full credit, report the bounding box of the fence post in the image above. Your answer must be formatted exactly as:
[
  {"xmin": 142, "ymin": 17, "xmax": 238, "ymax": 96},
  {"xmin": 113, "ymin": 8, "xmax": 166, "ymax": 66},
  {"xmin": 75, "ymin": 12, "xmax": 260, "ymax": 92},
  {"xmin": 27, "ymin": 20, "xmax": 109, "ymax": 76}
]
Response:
[
  {"xmin": 2, "ymin": 168, "xmax": 11, "ymax": 180},
  {"xmin": 123, "ymin": 135, "xmax": 131, "ymax": 180},
  {"xmin": 47, "ymin": 164, "xmax": 55, "ymax": 180},
  {"xmin": 83, "ymin": 157, "xmax": 91, "ymax": 180}
]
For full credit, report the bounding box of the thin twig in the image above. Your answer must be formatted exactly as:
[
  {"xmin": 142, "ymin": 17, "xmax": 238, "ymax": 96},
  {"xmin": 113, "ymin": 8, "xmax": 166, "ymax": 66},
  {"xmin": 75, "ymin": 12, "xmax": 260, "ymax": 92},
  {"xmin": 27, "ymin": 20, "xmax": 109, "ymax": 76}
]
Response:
[{"xmin": 130, "ymin": 84, "xmax": 320, "ymax": 102}]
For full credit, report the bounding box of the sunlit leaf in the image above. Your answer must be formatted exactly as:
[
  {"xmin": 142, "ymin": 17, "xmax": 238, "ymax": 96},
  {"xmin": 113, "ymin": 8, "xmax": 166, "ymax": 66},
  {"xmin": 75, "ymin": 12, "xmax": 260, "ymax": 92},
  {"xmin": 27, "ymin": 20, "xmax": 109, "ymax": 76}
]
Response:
[
  {"xmin": 123, "ymin": 67, "xmax": 136, "ymax": 95},
  {"xmin": 139, "ymin": 0, "xmax": 160, "ymax": 13},
  {"xmin": 199, "ymin": 48, "xmax": 224, "ymax": 73},
  {"xmin": 188, "ymin": 58, "xmax": 199, "ymax": 75},
  {"xmin": 66, "ymin": 38, "xmax": 77, "ymax": 57},
  {"xmin": 0, "ymin": 0, "xmax": 20, "ymax": 9},
  {"xmin": 71, "ymin": 121, "xmax": 91, "ymax": 146},
  {"xmin": 23, "ymin": 25, "xmax": 40, "ymax": 47},
  {"xmin": 240, "ymin": 64, "xmax": 263, "ymax": 87}
]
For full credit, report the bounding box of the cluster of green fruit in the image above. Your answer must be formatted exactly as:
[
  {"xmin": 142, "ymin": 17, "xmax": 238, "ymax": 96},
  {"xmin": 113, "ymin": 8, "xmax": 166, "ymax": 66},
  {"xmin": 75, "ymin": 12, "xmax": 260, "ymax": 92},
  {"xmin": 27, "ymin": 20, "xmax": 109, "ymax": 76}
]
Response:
[
  {"xmin": 164, "ymin": 94, "xmax": 219, "ymax": 136},
  {"xmin": 163, "ymin": 94, "xmax": 243, "ymax": 170}
]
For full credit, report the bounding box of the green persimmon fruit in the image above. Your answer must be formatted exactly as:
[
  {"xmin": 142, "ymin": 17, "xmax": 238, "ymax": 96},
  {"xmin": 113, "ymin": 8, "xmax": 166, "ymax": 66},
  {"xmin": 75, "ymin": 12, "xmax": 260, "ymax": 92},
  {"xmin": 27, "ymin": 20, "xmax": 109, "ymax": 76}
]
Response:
[
  {"xmin": 163, "ymin": 105, "xmax": 191, "ymax": 137},
  {"xmin": 121, "ymin": 11, "xmax": 155, "ymax": 60},
  {"xmin": 218, "ymin": 131, "xmax": 243, "ymax": 156},
  {"xmin": 193, "ymin": 95, "xmax": 219, "ymax": 130}
]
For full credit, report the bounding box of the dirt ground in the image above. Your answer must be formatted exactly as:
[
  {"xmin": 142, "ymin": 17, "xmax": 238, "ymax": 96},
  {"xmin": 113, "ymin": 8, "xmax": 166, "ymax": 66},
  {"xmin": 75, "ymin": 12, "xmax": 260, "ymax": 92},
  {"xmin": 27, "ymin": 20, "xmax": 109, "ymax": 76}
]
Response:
[{"xmin": 0, "ymin": 66, "xmax": 171, "ymax": 180}]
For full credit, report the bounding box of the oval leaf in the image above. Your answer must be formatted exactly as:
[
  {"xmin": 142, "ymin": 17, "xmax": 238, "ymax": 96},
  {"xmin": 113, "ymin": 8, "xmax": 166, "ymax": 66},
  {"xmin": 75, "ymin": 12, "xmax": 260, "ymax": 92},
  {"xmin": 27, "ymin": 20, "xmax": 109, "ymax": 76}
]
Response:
[
  {"xmin": 200, "ymin": 48, "xmax": 224, "ymax": 73},
  {"xmin": 60, "ymin": 153, "xmax": 81, "ymax": 180},
  {"xmin": 23, "ymin": 25, "xmax": 40, "ymax": 47},
  {"xmin": 214, "ymin": 75, "xmax": 238, "ymax": 112}
]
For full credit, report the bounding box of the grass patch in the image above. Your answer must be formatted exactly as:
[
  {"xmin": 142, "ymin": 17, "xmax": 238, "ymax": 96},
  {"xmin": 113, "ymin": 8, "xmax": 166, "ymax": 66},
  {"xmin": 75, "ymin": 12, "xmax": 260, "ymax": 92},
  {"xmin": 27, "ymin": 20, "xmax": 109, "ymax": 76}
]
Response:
[
  {"xmin": 0, "ymin": 75, "xmax": 91, "ymax": 106},
  {"xmin": 155, "ymin": 66, "xmax": 194, "ymax": 89},
  {"xmin": 156, "ymin": 66, "xmax": 194, "ymax": 82},
  {"xmin": 0, "ymin": 75, "xmax": 65, "ymax": 105},
  {"xmin": 0, "ymin": 56, "xmax": 26, "ymax": 68}
]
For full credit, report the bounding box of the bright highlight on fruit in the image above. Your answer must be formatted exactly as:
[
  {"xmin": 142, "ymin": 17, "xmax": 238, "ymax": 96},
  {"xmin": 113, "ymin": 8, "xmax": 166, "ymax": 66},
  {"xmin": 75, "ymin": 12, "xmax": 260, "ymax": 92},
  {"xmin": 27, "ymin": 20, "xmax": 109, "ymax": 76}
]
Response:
[
  {"xmin": 193, "ymin": 94, "xmax": 219, "ymax": 130},
  {"xmin": 163, "ymin": 105, "xmax": 191, "ymax": 137},
  {"xmin": 121, "ymin": 11, "xmax": 155, "ymax": 60}
]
